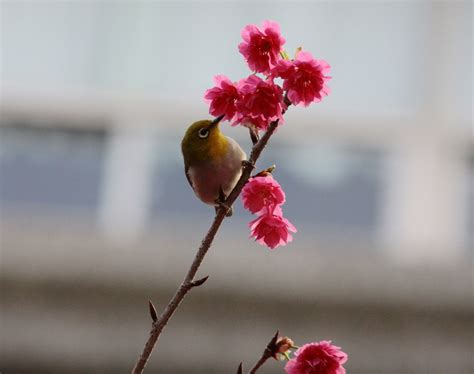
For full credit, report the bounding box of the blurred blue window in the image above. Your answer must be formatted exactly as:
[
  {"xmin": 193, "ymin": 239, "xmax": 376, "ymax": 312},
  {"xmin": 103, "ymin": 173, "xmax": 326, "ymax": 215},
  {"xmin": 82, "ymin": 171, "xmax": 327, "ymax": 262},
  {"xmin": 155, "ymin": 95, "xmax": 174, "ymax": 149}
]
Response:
[{"xmin": 0, "ymin": 121, "xmax": 105, "ymax": 211}]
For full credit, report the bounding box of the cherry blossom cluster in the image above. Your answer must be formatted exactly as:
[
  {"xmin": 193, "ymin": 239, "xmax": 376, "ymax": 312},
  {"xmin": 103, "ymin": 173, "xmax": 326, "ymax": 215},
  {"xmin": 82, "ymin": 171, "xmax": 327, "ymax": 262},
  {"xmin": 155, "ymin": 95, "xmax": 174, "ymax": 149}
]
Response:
[
  {"xmin": 241, "ymin": 175, "xmax": 296, "ymax": 249},
  {"xmin": 282, "ymin": 340, "xmax": 348, "ymax": 374},
  {"xmin": 270, "ymin": 336, "xmax": 348, "ymax": 373},
  {"xmin": 204, "ymin": 20, "xmax": 331, "ymax": 131},
  {"xmin": 203, "ymin": 20, "xmax": 332, "ymax": 250}
]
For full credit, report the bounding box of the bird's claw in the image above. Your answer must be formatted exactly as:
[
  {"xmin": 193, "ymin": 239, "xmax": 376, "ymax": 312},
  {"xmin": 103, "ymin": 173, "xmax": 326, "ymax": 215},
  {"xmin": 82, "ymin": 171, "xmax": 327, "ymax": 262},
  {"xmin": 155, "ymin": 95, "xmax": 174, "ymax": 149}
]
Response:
[
  {"xmin": 242, "ymin": 160, "xmax": 254, "ymax": 170},
  {"xmin": 215, "ymin": 187, "xmax": 233, "ymax": 217},
  {"xmin": 215, "ymin": 203, "xmax": 233, "ymax": 217}
]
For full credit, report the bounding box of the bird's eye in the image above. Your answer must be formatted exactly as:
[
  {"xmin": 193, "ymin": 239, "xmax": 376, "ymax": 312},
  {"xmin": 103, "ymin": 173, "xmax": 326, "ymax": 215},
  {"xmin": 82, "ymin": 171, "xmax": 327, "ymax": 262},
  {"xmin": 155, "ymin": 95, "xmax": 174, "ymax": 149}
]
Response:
[{"xmin": 198, "ymin": 128, "xmax": 209, "ymax": 139}]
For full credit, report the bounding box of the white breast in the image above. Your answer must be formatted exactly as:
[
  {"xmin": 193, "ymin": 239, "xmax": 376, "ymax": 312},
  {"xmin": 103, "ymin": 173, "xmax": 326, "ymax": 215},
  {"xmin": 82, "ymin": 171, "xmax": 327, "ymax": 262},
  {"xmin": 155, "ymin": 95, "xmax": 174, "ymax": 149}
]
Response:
[{"xmin": 188, "ymin": 136, "xmax": 246, "ymax": 205}]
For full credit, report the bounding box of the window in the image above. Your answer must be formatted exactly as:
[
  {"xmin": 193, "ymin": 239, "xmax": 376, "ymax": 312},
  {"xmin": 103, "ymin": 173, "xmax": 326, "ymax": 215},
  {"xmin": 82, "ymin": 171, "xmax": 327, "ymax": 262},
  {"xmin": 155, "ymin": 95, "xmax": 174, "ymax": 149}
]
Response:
[{"xmin": 0, "ymin": 120, "xmax": 105, "ymax": 212}]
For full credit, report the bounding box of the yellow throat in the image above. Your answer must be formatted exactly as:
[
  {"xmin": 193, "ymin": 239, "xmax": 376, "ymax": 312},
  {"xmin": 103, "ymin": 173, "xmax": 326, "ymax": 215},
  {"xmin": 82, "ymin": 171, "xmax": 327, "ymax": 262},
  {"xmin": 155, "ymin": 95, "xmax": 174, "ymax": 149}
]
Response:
[{"xmin": 181, "ymin": 120, "xmax": 229, "ymax": 167}]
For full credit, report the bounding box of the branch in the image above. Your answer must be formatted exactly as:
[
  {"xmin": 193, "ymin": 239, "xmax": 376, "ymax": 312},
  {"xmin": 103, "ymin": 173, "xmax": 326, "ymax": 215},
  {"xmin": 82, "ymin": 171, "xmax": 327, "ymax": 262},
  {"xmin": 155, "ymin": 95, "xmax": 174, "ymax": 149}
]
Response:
[
  {"xmin": 248, "ymin": 330, "xmax": 280, "ymax": 374},
  {"xmin": 131, "ymin": 119, "xmax": 282, "ymax": 373}
]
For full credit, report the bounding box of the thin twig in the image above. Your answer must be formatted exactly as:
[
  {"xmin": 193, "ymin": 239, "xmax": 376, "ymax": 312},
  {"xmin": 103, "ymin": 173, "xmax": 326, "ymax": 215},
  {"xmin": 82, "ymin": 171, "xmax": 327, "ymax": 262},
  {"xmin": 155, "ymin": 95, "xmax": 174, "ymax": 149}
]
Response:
[
  {"xmin": 248, "ymin": 330, "xmax": 280, "ymax": 374},
  {"xmin": 131, "ymin": 119, "xmax": 282, "ymax": 373},
  {"xmin": 248, "ymin": 353, "xmax": 271, "ymax": 374}
]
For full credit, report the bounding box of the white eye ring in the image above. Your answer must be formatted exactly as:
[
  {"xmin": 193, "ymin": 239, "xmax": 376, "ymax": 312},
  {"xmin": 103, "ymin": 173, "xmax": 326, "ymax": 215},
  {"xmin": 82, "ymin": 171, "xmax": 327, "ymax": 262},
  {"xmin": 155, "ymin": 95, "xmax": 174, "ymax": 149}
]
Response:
[{"xmin": 198, "ymin": 128, "xmax": 209, "ymax": 139}]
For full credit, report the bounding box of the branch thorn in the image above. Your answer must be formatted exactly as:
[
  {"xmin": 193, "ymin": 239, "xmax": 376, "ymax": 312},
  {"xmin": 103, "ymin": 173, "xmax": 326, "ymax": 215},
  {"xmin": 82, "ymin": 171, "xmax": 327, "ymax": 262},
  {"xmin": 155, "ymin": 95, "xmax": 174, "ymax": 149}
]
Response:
[
  {"xmin": 249, "ymin": 127, "xmax": 260, "ymax": 145},
  {"xmin": 148, "ymin": 300, "xmax": 158, "ymax": 322},
  {"xmin": 190, "ymin": 275, "xmax": 210, "ymax": 287},
  {"xmin": 267, "ymin": 330, "xmax": 280, "ymax": 352},
  {"xmin": 253, "ymin": 165, "xmax": 276, "ymax": 178}
]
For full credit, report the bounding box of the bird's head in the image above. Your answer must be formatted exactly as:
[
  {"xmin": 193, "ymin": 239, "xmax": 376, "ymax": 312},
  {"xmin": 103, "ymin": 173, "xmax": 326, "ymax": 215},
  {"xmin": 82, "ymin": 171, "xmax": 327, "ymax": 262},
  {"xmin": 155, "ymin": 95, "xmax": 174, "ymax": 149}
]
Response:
[{"xmin": 181, "ymin": 115, "xmax": 228, "ymax": 166}]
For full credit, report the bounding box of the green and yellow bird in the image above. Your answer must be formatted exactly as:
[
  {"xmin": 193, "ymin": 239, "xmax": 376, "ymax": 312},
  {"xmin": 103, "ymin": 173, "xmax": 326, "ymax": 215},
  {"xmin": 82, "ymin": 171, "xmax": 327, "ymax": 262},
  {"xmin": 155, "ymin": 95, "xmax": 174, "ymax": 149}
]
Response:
[{"xmin": 181, "ymin": 115, "xmax": 246, "ymax": 214}]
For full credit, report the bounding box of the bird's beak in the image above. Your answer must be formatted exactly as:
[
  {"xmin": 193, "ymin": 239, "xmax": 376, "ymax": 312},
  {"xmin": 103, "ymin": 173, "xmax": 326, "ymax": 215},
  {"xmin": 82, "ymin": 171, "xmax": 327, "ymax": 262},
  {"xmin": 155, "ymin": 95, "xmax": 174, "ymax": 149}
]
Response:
[{"xmin": 209, "ymin": 114, "xmax": 225, "ymax": 128}]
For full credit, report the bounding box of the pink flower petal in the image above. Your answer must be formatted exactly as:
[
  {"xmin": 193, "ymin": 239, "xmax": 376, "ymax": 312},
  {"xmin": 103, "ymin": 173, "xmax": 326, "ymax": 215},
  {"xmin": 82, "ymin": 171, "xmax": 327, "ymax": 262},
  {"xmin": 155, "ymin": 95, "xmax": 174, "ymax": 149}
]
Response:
[
  {"xmin": 238, "ymin": 20, "xmax": 286, "ymax": 74},
  {"xmin": 271, "ymin": 49, "xmax": 331, "ymax": 106},
  {"xmin": 285, "ymin": 341, "xmax": 348, "ymax": 374},
  {"xmin": 204, "ymin": 75, "xmax": 241, "ymax": 121},
  {"xmin": 241, "ymin": 176, "xmax": 286, "ymax": 214},
  {"xmin": 248, "ymin": 211, "xmax": 297, "ymax": 250},
  {"xmin": 295, "ymin": 50, "xmax": 314, "ymax": 62},
  {"xmin": 232, "ymin": 75, "xmax": 286, "ymax": 130}
]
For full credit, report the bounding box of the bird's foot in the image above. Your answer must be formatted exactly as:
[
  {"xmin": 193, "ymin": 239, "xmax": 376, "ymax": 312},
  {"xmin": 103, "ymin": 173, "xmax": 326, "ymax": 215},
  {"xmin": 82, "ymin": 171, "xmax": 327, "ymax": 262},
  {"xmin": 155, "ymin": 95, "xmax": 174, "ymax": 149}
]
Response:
[
  {"xmin": 215, "ymin": 187, "xmax": 233, "ymax": 217},
  {"xmin": 215, "ymin": 203, "xmax": 233, "ymax": 217},
  {"xmin": 242, "ymin": 160, "xmax": 254, "ymax": 171}
]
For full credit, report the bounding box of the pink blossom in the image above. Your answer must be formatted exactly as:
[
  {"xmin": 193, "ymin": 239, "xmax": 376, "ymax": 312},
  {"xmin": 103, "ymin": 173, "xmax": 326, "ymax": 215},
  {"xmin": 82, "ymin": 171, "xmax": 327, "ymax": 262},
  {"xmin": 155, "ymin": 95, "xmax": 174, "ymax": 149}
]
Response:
[
  {"xmin": 285, "ymin": 341, "xmax": 348, "ymax": 374},
  {"xmin": 204, "ymin": 75, "xmax": 241, "ymax": 121},
  {"xmin": 249, "ymin": 208, "xmax": 297, "ymax": 249},
  {"xmin": 272, "ymin": 50, "xmax": 331, "ymax": 106},
  {"xmin": 234, "ymin": 75, "xmax": 286, "ymax": 130},
  {"xmin": 238, "ymin": 20, "xmax": 286, "ymax": 74},
  {"xmin": 242, "ymin": 176, "xmax": 285, "ymax": 214}
]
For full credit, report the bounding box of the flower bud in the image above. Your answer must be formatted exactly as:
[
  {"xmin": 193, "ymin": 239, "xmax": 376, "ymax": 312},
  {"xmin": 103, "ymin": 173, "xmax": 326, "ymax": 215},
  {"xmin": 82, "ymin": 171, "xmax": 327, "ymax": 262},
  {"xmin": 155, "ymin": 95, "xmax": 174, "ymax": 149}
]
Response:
[{"xmin": 273, "ymin": 336, "xmax": 295, "ymax": 360}]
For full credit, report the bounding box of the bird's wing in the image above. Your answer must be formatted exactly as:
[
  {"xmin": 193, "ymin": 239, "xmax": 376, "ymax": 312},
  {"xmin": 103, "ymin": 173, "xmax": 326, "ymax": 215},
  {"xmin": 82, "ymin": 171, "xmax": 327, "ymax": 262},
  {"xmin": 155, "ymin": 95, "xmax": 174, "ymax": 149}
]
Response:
[{"xmin": 184, "ymin": 164, "xmax": 194, "ymax": 190}]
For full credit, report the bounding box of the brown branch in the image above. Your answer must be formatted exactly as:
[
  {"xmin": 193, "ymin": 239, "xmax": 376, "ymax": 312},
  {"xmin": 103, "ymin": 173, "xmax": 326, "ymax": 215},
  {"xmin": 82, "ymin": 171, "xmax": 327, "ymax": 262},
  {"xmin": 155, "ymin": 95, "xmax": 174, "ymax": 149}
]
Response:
[
  {"xmin": 131, "ymin": 118, "xmax": 282, "ymax": 373},
  {"xmin": 248, "ymin": 330, "xmax": 280, "ymax": 374}
]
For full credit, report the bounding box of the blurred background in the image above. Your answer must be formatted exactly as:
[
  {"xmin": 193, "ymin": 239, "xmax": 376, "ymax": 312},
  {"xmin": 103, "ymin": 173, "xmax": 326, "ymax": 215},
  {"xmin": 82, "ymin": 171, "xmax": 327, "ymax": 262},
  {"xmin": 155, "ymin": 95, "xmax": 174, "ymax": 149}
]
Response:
[{"xmin": 1, "ymin": 1, "xmax": 472, "ymax": 373}]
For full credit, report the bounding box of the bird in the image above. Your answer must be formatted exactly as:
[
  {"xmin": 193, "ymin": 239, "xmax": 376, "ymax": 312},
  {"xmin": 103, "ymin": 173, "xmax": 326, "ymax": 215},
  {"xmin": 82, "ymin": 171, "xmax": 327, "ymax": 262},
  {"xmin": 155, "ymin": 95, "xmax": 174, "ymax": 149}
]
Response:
[{"xmin": 181, "ymin": 115, "xmax": 247, "ymax": 216}]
